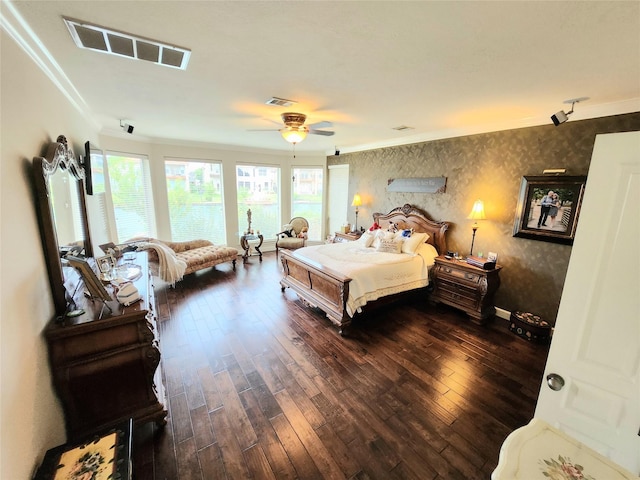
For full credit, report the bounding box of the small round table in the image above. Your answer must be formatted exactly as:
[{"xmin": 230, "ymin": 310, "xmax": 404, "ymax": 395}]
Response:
[{"xmin": 240, "ymin": 233, "xmax": 263, "ymax": 263}]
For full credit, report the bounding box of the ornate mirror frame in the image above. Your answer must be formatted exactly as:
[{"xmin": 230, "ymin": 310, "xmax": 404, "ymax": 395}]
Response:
[{"xmin": 33, "ymin": 135, "xmax": 94, "ymax": 316}]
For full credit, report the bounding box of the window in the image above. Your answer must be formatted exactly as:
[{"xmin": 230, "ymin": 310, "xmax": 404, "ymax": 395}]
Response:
[
  {"xmin": 292, "ymin": 167, "xmax": 323, "ymax": 241},
  {"xmin": 164, "ymin": 159, "xmax": 226, "ymax": 244},
  {"xmin": 105, "ymin": 153, "xmax": 156, "ymax": 243},
  {"xmin": 236, "ymin": 165, "xmax": 280, "ymax": 238}
]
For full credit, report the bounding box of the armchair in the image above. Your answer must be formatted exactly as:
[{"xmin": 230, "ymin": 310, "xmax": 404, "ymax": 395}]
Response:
[{"xmin": 275, "ymin": 217, "xmax": 309, "ymax": 255}]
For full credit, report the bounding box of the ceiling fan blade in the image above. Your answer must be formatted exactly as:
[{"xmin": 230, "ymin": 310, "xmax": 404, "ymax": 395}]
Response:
[
  {"xmin": 247, "ymin": 128, "xmax": 280, "ymax": 132},
  {"xmin": 307, "ymin": 120, "xmax": 332, "ymax": 130},
  {"xmin": 309, "ymin": 129, "xmax": 335, "ymax": 136}
]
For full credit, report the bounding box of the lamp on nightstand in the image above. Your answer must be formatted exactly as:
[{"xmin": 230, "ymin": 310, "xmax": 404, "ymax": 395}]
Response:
[
  {"xmin": 467, "ymin": 199, "xmax": 486, "ymax": 256},
  {"xmin": 351, "ymin": 193, "xmax": 362, "ymax": 231}
]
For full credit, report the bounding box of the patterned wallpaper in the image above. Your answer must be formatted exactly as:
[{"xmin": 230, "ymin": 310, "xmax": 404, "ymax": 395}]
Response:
[{"xmin": 328, "ymin": 113, "xmax": 640, "ymax": 324}]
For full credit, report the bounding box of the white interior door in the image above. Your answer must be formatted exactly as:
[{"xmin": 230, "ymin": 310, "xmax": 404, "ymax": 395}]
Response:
[
  {"xmin": 534, "ymin": 131, "xmax": 640, "ymax": 473},
  {"xmin": 328, "ymin": 164, "xmax": 349, "ymax": 238}
]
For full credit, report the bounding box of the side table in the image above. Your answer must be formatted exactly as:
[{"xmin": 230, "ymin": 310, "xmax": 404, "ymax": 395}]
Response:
[
  {"xmin": 34, "ymin": 418, "xmax": 132, "ymax": 480},
  {"xmin": 333, "ymin": 231, "xmax": 362, "ymax": 243},
  {"xmin": 431, "ymin": 255, "xmax": 502, "ymax": 324},
  {"xmin": 492, "ymin": 418, "xmax": 636, "ymax": 479},
  {"xmin": 240, "ymin": 233, "xmax": 263, "ymax": 263}
]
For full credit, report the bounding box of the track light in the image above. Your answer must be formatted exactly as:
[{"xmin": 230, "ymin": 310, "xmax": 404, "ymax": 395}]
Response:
[
  {"xmin": 120, "ymin": 119, "xmax": 134, "ymax": 134},
  {"xmin": 551, "ymin": 97, "xmax": 589, "ymax": 126}
]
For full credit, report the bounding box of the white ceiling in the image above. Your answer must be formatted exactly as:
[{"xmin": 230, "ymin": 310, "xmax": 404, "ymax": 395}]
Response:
[{"xmin": 4, "ymin": 1, "xmax": 640, "ymax": 155}]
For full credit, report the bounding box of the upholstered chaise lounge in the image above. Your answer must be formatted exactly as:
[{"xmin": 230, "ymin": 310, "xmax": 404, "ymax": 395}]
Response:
[
  {"xmin": 131, "ymin": 238, "xmax": 238, "ymax": 281},
  {"xmin": 158, "ymin": 239, "xmax": 238, "ymax": 274}
]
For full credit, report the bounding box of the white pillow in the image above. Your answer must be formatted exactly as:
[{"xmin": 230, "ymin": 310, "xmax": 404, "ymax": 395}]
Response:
[
  {"xmin": 401, "ymin": 232, "xmax": 429, "ymax": 254},
  {"xmin": 415, "ymin": 242, "xmax": 438, "ymax": 265},
  {"xmin": 376, "ymin": 238, "xmax": 403, "ymax": 254},
  {"xmin": 372, "ymin": 229, "xmax": 395, "ymax": 249},
  {"xmin": 356, "ymin": 232, "xmax": 375, "ymax": 247}
]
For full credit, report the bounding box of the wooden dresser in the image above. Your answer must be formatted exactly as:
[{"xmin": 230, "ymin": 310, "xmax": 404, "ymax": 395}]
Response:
[
  {"xmin": 45, "ymin": 253, "xmax": 166, "ymax": 441},
  {"xmin": 431, "ymin": 255, "xmax": 502, "ymax": 324}
]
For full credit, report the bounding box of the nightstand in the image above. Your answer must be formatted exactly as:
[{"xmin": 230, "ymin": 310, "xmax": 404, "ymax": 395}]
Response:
[
  {"xmin": 431, "ymin": 255, "xmax": 502, "ymax": 324},
  {"xmin": 333, "ymin": 231, "xmax": 362, "ymax": 243}
]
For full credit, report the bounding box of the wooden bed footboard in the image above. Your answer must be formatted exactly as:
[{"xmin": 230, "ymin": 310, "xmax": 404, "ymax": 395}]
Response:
[{"xmin": 279, "ymin": 249, "xmax": 353, "ymax": 334}]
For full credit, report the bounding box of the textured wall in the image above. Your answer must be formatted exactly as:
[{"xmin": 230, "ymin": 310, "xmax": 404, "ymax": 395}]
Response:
[{"xmin": 328, "ymin": 113, "xmax": 640, "ymax": 324}]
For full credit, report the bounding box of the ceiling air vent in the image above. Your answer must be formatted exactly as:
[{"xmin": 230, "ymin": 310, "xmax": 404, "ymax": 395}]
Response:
[
  {"xmin": 63, "ymin": 17, "xmax": 191, "ymax": 70},
  {"xmin": 265, "ymin": 97, "xmax": 297, "ymax": 107}
]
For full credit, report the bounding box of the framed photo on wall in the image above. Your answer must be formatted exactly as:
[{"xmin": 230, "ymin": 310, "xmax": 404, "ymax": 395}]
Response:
[{"xmin": 512, "ymin": 175, "xmax": 586, "ymax": 245}]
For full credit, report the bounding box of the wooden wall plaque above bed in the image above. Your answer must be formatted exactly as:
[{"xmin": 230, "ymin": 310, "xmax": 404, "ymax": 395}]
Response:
[{"xmin": 279, "ymin": 204, "xmax": 449, "ymax": 335}]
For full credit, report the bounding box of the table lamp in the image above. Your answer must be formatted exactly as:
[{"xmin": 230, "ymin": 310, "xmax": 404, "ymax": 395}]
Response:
[
  {"xmin": 467, "ymin": 199, "xmax": 486, "ymax": 256},
  {"xmin": 352, "ymin": 194, "xmax": 362, "ymax": 231}
]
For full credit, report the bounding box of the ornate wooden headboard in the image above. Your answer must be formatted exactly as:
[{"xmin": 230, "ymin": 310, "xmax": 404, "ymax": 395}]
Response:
[{"xmin": 373, "ymin": 204, "xmax": 449, "ymax": 255}]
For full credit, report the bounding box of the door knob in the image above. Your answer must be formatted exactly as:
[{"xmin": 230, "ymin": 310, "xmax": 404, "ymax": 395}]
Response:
[{"xmin": 546, "ymin": 373, "xmax": 565, "ymax": 391}]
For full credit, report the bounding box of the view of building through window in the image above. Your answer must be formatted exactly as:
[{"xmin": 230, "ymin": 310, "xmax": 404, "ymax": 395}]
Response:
[
  {"xmin": 236, "ymin": 165, "xmax": 280, "ymax": 238},
  {"xmin": 102, "ymin": 156, "xmax": 321, "ymax": 246},
  {"xmin": 105, "ymin": 153, "xmax": 156, "ymax": 243},
  {"xmin": 292, "ymin": 167, "xmax": 323, "ymax": 241},
  {"xmin": 165, "ymin": 159, "xmax": 226, "ymax": 245}
]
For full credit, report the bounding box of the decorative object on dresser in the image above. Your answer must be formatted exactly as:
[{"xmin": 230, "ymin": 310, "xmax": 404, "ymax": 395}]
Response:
[
  {"xmin": 512, "ymin": 175, "xmax": 586, "ymax": 245},
  {"xmin": 466, "ymin": 255, "xmax": 496, "ymax": 270},
  {"xmin": 431, "ymin": 255, "xmax": 502, "ymax": 324}
]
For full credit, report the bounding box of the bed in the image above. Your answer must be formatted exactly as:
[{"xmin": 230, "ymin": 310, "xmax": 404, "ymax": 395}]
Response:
[{"xmin": 279, "ymin": 204, "xmax": 449, "ymax": 334}]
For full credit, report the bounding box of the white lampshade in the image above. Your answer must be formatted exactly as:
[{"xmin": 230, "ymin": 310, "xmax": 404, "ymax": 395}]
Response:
[
  {"xmin": 467, "ymin": 200, "xmax": 486, "ymax": 221},
  {"xmin": 351, "ymin": 193, "xmax": 362, "ymax": 207},
  {"xmin": 281, "ymin": 128, "xmax": 307, "ymax": 144}
]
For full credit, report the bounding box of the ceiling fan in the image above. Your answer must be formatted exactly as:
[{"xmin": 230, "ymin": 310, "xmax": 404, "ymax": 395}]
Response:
[{"xmin": 250, "ymin": 112, "xmax": 334, "ymax": 144}]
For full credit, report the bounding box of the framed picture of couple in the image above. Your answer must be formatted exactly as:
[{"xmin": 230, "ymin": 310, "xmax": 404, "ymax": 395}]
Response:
[{"xmin": 512, "ymin": 175, "xmax": 587, "ymax": 245}]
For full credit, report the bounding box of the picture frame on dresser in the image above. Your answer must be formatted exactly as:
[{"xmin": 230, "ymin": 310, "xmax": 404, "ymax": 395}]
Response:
[
  {"xmin": 65, "ymin": 255, "xmax": 111, "ymax": 303},
  {"xmin": 512, "ymin": 175, "xmax": 586, "ymax": 245}
]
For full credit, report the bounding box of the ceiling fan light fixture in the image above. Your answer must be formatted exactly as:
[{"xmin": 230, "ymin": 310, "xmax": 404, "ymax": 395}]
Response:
[{"xmin": 281, "ymin": 127, "xmax": 307, "ymax": 144}]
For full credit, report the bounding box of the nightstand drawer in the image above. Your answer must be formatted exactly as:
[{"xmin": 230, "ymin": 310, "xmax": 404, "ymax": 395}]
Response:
[
  {"xmin": 437, "ymin": 265, "xmax": 481, "ymax": 284},
  {"xmin": 437, "ymin": 288, "xmax": 478, "ymax": 309},
  {"xmin": 436, "ymin": 278, "xmax": 477, "ymax": 300}
]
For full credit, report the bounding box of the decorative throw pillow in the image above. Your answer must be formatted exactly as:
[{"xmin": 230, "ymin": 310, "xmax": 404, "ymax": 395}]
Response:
[
  {"xmin": 372, "ymin": 229, "xmax": 395, "ymax": 249},
  {"xmin": 356, "ymin": 231, "xmax": 375, "ymax": 247},
  {"xmin": 376, "ymin": 238, "xmax": 403, "ymax": 254},
  {"xmin": 401, "ymin": 232, "xmax": 429, "ymax": 254}
]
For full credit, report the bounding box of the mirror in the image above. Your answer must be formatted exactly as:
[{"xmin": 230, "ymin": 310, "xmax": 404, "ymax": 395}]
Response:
[{"xmin": 34, "ymin": 135, "xmax": 94, "ymax": 316}]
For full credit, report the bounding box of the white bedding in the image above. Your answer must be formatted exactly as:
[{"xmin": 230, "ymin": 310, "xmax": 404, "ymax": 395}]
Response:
[{"xmin": 292, "ymin": 240, "xmax": 438, "ymax": 317}]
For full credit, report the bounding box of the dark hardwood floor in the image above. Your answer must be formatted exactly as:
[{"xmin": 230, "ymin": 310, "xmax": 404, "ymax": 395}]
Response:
[{"xmin": 133, "ymin": 252, "xmax": 549, "ymax": 479}]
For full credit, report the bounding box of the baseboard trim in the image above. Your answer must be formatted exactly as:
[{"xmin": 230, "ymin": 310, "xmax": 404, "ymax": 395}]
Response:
[{"xmin": 495, "ymin": 307, "xmax": 511, "ymax": 321}]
